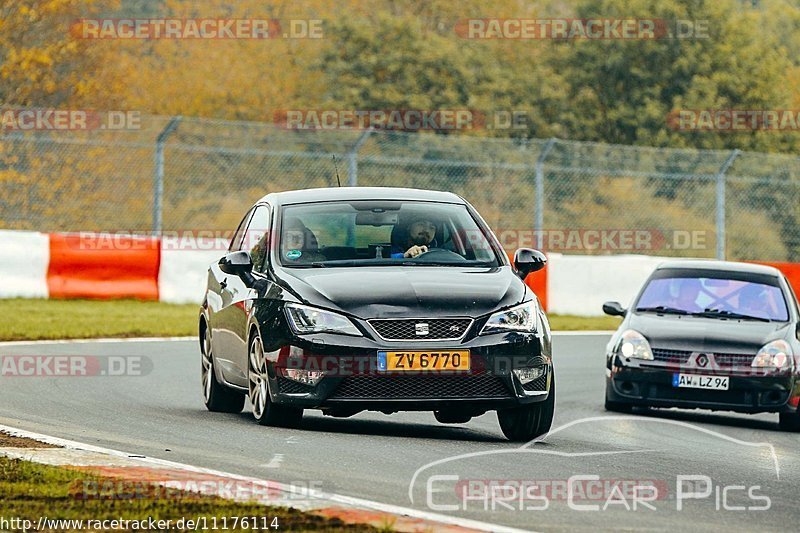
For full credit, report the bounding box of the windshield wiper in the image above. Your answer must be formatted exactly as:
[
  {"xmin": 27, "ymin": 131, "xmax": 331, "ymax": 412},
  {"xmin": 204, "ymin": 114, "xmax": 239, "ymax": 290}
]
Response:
[
  {"xmin": 692, "ymin": 308, "xmax": 771, "ymax": 322},
  {"xmin": 635, "ymin": 306, "xmax": 689, "ymax": 315}
]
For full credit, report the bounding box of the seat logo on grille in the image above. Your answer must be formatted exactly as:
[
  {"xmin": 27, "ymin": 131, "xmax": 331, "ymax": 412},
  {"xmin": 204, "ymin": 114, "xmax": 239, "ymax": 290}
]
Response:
[{"xmin": 415, "ymin": 323, "xmax": 429, "ymax": 336}]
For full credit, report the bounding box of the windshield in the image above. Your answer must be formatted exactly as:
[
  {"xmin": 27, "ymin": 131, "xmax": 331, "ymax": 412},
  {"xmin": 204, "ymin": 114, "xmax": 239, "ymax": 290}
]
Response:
[
  {"xmin": 636, "ymin": 274, "xmax": 789, "ymax": 321},
  {"xmin": 277, "ymin": 200, "xmax": 500, "ymax": 267}
]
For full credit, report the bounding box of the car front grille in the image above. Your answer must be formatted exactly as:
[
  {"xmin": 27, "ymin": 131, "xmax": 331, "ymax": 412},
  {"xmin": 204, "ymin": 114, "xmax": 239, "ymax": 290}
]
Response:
[
  {"xmin": 651, "ymin": 348, "xmax": 755, "ymax": 367},
  {"xmin": 651, "ymin": 348, "xmax": 691, "ymax": 364},
  {"xmin": 328, "ymin": 371, "xmax": 513, "ymax": 400},
  {"xmin": 713, "ymin": 353, "xmax": 756, "ymax": 366},
  {"xmin": 368, "ymin": 318, "xmax": 473, "ymax": 341}
]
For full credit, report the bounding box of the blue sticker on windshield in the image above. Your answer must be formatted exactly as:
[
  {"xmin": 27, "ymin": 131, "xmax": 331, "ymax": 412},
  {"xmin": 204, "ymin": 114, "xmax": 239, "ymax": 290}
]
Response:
[{"xmin": 286, "ymin": 250, "xmax": 302, "ymax": 260}]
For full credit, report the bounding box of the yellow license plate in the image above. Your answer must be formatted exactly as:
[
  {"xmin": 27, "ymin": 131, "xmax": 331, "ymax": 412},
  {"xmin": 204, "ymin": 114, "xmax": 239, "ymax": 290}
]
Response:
[{"xmin": 378, "ymin": 350, "xmax": 470, "ymax": 372}]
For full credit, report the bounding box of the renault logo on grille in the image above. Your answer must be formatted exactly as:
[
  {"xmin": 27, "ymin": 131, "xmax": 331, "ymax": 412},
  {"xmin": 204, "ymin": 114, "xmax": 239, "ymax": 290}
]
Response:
[{"xmin": 415, "ymin": 323, "xmax": 430, "ymax": 336}]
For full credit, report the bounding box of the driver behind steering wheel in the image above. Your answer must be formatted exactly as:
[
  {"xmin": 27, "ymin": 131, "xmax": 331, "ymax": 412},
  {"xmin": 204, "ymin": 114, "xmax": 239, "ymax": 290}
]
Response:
[{"xmin": 391, "ymin": 214, "xmax": 437, "ymax": 258}]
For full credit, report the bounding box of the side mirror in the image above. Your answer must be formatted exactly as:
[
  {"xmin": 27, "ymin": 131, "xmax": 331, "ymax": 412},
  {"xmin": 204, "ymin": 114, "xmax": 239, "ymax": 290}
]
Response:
[
  {"xmin": 602, "ymin": 301, "xmax": 626, "ymax": 317},
  {"xmin": 796, "ymin": 322, "xmax": 800, "ymax": 341},
  {"xmin": 219, "ymin": 251, "xmax": 255, "ymax": 287},
  {"xmin": 513, "ymin": 248, "xmax": 547, "ymax": 279}
]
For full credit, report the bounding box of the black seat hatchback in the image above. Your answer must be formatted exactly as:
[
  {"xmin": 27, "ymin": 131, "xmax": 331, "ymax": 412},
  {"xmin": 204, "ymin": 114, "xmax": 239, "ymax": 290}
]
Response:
[{"xmin": 199, "ymin": 187, "xmax": 553, "ymax": 441}]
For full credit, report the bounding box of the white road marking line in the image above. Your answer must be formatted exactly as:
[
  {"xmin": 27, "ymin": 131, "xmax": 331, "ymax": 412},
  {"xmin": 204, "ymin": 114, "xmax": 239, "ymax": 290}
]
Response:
[
  {"xmin": 260, "ymin": 454, "xmax": 284, "ymax": 468},
  {"xmin": 0, "ymin": 424, "xmax": 532, "ymax": 533},
  {"xmin": 0, "ymin": 336, "xmax": 195, "ymax": 347}
]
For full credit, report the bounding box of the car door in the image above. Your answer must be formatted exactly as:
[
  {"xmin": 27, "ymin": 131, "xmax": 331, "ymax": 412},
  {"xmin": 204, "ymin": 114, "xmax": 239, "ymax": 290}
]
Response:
[
  {"xmin": 209, "ymin": 204, "xmax": 272, "ymax": 387},
  {"xmin": 207, "ymin": 206, "xmax": 254, "ymax": 386}
]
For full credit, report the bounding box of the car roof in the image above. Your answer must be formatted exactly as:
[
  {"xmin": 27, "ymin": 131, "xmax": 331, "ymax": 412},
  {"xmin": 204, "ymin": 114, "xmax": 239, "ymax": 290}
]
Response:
[
  {"xmin": 655, "ymin": 259, "xmax": 783, "ymax": 277},
  {"xmin": 255, "ymin": 187, "xmax": 464, "ymax": 206}
]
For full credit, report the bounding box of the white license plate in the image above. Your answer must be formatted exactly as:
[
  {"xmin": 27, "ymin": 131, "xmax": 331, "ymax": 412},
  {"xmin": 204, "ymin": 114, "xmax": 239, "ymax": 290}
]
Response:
[{"xmin": 673, "ymin": 373, "xmax": 729, "ymax": 391}]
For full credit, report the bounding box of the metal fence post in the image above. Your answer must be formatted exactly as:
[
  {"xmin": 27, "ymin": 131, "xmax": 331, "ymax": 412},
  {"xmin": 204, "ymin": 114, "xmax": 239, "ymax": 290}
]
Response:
[
  {"xmin": 715, "ymin": 149, "xmax": 740, "ymax": 260},
  {"xmin": 535, "ymin": 138, "xmax": 557, "ymax": 250},
  {"xmin": 348, "ymin": 129, "xmax": 373, "ymax": 186},
  {"xmin": 153, "ymin": 116, "xmax": 182, "ymax": 236}
]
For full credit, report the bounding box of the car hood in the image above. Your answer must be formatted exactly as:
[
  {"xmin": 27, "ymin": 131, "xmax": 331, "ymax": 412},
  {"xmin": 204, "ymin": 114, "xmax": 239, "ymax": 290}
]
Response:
[
  {"xmin": 627, "ymin": 313, "xmax": 792, "ymax": 353},
  {"xmin": 275, "ymin": 266, "xmax": 525, "ymax": 319}
]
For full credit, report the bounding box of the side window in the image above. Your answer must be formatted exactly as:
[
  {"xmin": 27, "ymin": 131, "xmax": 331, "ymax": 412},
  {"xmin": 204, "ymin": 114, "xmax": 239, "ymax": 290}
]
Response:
[
  {"xmin": 228, "ymin": 208, "xmax": 255, "ymax": 252},
  {"xmin": 784, "ymin": 275, "xmax": 800, "ymax": 316},
  {"xmin": 245, "ymin": 205, "xmax": 272, "ymax": 272}
]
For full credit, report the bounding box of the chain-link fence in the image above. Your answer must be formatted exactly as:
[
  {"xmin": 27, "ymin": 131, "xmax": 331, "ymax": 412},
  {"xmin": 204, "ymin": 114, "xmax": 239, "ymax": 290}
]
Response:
[{"xmin": 1, "ymin": 113, "xmax": 799, "ymax": 261}]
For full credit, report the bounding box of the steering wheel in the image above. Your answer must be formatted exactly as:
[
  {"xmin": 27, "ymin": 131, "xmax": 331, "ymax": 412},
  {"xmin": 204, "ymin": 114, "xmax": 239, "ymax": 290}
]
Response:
[{"xmin": 413, "ymin": 248, "xmax": 466, "ymax": 262}]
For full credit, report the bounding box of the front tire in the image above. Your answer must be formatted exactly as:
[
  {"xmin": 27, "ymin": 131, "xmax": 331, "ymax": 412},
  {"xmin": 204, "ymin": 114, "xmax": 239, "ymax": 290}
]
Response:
[
  {"xmin": 497, "ymin": 375, "xmax": 555, "ymax": 442},
  {"xmin": 201, "ymin": 324, "xmax": 245, "ymax": 413},
  {"xmin": 248, "ymin": 333, "xmax": 303, "ymax": 428}
]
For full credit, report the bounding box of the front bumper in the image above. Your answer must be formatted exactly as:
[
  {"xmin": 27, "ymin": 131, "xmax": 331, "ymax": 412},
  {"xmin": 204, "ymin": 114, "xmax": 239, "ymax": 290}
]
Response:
[
  {"xmin": 265, "ymin": 329, "xmax": 553, "ymax": 413},
  {"xmin": 607, "ymin": 357, "xmax": 800, "ymax": 414}
]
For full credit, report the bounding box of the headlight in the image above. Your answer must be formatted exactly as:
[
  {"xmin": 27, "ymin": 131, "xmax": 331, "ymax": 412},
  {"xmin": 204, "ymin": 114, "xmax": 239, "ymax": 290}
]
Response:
[
  {"xmin": 481, "ymin": 301, "xmax": 538, "ymax": 335},
  {"xmin": 616, "ymin": 330, "xmax": 653, "ymax": 360},
  {"xmin": 285, "ymin": 303, "xmax": 361, "ymax": 337},
  {"xmin": 752, "ymin": 340, "xmax": 793, "ymax": 369}
]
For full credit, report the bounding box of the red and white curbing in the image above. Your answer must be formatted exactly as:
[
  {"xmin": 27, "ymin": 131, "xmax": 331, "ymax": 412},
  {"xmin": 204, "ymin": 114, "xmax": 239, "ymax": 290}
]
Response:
[
  {"xmin": 0, "ymin": 230, "xmax": 50, "ymax": 299},
  {"xmin": 2, "ymin": 229, "xmax": 799, "ymax": 316},
  {"xmin": 0, "ymin": 230, "xmax": 221, "ymax": 305},
  {"xmin": 0, "ymin": 424, "xmax": 530, "ymax": 533}
]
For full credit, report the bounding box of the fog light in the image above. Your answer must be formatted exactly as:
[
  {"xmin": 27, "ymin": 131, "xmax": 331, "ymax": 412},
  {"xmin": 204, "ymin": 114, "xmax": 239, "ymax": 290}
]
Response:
[
  {"xmin": 281, "ymin": 368, "xmax": 325, "ymax": 386},
  {"xmin": 512, "ymin": 366, "xmax": 545, "ymax": 385}
]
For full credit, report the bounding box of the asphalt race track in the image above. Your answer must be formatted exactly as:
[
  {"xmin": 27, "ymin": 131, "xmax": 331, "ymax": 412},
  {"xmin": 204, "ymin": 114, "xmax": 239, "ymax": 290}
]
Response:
[{"xmin": 1, "ymin": 334, "xmax": 797, "ymax": 532}]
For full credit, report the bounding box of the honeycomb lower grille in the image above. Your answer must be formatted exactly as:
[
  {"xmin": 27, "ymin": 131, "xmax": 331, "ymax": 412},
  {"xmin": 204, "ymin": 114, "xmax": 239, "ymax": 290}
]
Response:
[
  {"xmin": 277, "ymin": 376, "xmax": 314, "ymax": 394},
  {"xmin": 329, "ymin": 371, "xmax": 513, "ymax": 399}
]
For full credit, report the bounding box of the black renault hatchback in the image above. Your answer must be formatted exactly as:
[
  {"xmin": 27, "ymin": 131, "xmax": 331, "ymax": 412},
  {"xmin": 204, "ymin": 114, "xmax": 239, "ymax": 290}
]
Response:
[
  {"xmin": 199, "ymin": 187, "xmax": 553, "ymax": 441},
  {"xmin": 603, "ymin": 260, "xmax": 800, "ymax": 430}
]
